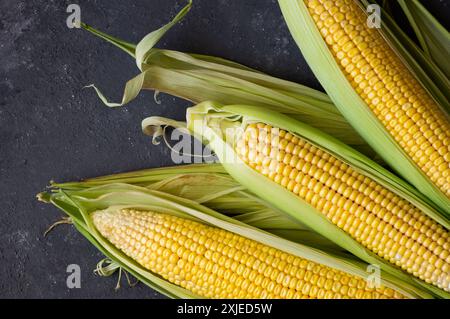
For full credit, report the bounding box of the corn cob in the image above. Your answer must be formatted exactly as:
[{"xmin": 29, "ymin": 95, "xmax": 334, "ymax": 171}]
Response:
[
  {"xmin": 301, "ymin": 0, "xmax": 450, "ymax": 198},
  {"xmin": 42, "ymin": 182, "xmax": 424, "ymax": 298},
  {"xmin": 93, "ymin": 208, "xmax": 404, "ymax": 299},
  {"xmin": 235, "ymin": 122, "xmax": 450, "ymax": 291}
]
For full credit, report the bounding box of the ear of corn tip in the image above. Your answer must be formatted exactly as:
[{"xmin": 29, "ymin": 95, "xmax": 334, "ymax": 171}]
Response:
[{"xmin": 92, "ymin": 208, "xmax": 404, "ymax": 299}]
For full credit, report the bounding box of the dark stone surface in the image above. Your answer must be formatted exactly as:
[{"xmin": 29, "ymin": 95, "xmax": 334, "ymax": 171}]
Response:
[{"xmin": 0, "ymin": 0, "xmax": 447, "ymax": 298}]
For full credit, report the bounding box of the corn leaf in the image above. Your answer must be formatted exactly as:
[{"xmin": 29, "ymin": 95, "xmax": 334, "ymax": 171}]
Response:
[
  {"xmin": 50, "ymin": 163, "xmax": 345, "ymax": 253},
  {"xmin": 363, "ymin": 0, "xmax": 450, "ymax": 110},
  {"xmin": 78, "ymin": 2, "xmax": 375, "ymax": 155},
  {"xmin": 397, "ymin": 0, "xmax": 450, "ymax": 79}
]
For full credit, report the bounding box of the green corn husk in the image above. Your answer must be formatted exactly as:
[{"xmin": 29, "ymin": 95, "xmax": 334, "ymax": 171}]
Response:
[
  {"xmin": 278, "ymin": 0, "xmax": 450, "ymax": 214},
  {"xmin": 49, "ymin": 163, "xmax": 344, "ymax": 253},
  {"xmin": 40, "ymin": 181, "xmax": 432, "ymax": 299},
  {"xmin": 141, "ymin": 101, "xmax": 450, "ymax": 298},
  {"xmin": 366, "ymin": 0, "xmax": 450, "ymax": 109},
  {"xmin": 397, "ymin": 0, "xmax": 450, "ymax": 80},
  {"xmin": 79, "ymin": 1, "xmax": 376, "ymax": 155}
]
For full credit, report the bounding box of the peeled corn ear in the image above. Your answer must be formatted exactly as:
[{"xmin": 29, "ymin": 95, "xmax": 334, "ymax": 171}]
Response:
[
  {"xmin": 142, "ymin": 101, "xmax": 450, "ymax": 297},
  {"xmin": 237, "ymin": 122, "xmax": 449, "ymax": 291},
  {"xmin": 93, "ymin": 208, "xmax": 404, "ymax": 299},
  {"xmin": 40, "ymin": 183, "xmax": 422, "ymax": 298},
  {"xmin": 278, "ymin": 0, "xmax": 450, "ymax": 214}
]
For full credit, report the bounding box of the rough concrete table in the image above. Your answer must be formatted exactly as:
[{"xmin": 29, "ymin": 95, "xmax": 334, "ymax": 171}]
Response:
[{"xmin": 0, "ymin": 0, "xmax": 448, "ymax": 298}]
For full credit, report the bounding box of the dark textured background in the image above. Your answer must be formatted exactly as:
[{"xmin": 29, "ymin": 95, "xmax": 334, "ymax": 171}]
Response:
[{"xmin": 0, "ymin": 0, "xmax": 447, "ymax": 298}]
